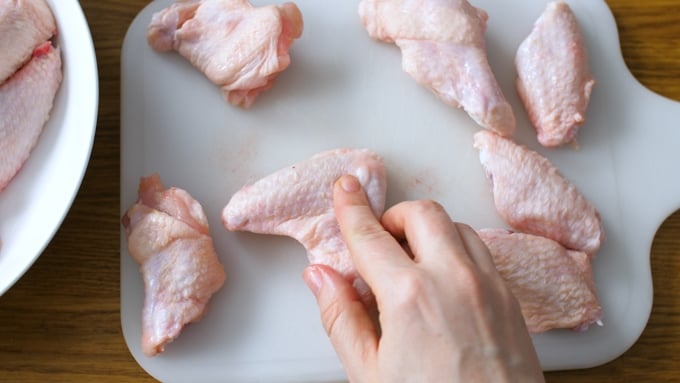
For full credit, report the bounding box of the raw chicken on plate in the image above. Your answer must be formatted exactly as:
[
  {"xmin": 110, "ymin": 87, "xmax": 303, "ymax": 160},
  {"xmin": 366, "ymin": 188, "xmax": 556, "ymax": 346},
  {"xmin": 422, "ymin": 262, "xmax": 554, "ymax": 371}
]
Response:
[
  {"xmin": 147, "ymin": 0, "xmax": 303, "ymax": 107},
  {"xmin": 0, "ymin": 0, "xmax": 56, "ymax": 84},
  {"xmin": 473, "ymin": 130, "xmax": 604, "ymax": 257},
  {"xmin": 0, "ymin": 42, "xmax": 62, "ymax": 191},
  {"xmin": 222, "ymin": 149, "xmax": 387, "ymax": 303},
  {"xmin": 359, "ymin": 0, "xmax": 515, "ymax": 136},
  {"xmin": 122, "ymin": 174, "xmax": 226, "ymax": 357},
  {"xmin": 516, "ymin": 1, "xmax": 595, "ymax": 147}
]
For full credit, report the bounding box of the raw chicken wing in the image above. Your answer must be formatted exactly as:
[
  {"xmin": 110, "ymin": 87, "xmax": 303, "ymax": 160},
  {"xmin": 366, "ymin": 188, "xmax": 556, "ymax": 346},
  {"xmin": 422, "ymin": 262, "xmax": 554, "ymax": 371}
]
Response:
[
  {"xmin": 516, "ymin": 1, "xmax": 595, "ymax": 147},
  {"xmin": 478, "ymin": 228, "xmax": 602, "ymax": 333},
  {"xmin": 359, "ymin": 0, "xmax": 515, "ymax": 136},
  {"xmin": 0, "ymin": 0, "xmax": 56, "ymax": 84},
  {"xmin": 473, "ymin": 130, "xmax": 604, "ymax": 256},
  {"xmin": 222, "ymin": 149, "xmax": 387, "ymax": 302},
  {"xmin": 0, "ymin": 42, "xmax": 61, "ymax": 191},
  {"xmin": 122, "ymin": 173, "xmax": 226, "ymax": 357},
  {"xmin": 147, "ymin": 0, "xmax": 303, "ymax": 107}
]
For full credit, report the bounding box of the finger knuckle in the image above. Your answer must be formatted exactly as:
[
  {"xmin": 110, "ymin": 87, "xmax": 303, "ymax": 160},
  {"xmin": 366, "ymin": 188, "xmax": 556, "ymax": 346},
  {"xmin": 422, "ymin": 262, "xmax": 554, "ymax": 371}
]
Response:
[
  {"xmin": 320, "ymin": 294, "xmax": 368, "ymax": 342},
  {"xmin": 387, "ymin": 270, "xmax": 431, "ymax": 311},
  {"xmin": 351, "ymin": 221, "xmax": 393, "ymax": 245},
  {"xmin": 320, "ymin": 296, "xmax": 345, "ymax": 338},
  {"xmin": 455, "ymin": 222, "xmax": 476, "ymax": 236},
  {"xmin": 408, "ymin": 199, "xmax": 446, "ymax": 215}
]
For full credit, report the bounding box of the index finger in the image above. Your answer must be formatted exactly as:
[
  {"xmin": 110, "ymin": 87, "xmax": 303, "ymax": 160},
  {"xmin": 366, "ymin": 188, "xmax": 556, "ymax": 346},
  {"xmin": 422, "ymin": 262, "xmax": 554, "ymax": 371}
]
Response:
[{"xmin": 333, "ymin": 175, "xmax": 412, "ymax": 292}]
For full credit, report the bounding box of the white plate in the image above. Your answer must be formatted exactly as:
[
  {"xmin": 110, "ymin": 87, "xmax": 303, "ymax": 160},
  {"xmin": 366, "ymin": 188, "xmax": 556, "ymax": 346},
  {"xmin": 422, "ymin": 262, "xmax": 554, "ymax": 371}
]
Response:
[
  {"xmin": 0, "ymin": 0, "xmax": 98, "ymax": 296},
  {"xmin": 121, "ymin": 0, "xmax": 680, "ymax": 381}
]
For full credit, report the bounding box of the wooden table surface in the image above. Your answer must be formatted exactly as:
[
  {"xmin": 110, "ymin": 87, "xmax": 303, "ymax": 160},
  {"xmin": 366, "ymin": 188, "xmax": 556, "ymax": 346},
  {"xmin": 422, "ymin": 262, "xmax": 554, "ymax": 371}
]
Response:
[{"xmin": 1, "ymin": 0, "xmax": 679, "ymax": 381}]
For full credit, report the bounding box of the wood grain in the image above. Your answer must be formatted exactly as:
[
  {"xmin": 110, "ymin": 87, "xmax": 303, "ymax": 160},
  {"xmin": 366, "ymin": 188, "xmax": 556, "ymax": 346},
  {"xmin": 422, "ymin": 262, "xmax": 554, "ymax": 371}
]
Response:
[{"xmin": 0, "ymin": 0, "xmax": 678, "ymax": 381}]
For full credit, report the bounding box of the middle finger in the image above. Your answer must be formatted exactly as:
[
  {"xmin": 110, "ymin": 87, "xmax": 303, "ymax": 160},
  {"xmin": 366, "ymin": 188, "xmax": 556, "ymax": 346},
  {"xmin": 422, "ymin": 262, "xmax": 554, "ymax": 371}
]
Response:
[{"xmin": 380, "ymin": 200, "xmax": 472, "ymax": 270}]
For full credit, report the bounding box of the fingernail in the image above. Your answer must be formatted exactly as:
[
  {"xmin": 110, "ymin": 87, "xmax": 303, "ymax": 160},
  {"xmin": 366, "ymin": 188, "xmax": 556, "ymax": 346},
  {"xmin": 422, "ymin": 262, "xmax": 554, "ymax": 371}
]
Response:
[
  {"xmin": 339, "ymin": 175, "xmax": 360, "ymax": 193},
  {"xmin": 304, "ymin": 266, "xmax": 323, "ymax": 297}
]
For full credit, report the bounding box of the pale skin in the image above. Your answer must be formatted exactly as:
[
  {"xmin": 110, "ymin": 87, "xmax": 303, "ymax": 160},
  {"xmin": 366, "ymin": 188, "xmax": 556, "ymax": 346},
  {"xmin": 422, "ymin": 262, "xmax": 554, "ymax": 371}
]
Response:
[{"xmin": 302, "ymin": 175, "xmax": 545, "ymax": 383}]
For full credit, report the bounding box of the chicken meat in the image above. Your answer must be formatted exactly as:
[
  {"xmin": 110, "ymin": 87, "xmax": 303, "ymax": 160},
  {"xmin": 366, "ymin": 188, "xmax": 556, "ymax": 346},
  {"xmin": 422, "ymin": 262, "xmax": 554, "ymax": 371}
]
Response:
[
  {"xmin": 515, "ymin": 1, "xmax": 595, "ymax": 147},
  {"xmin": 147, "ymin": 0, "xmax": 303, "ymax": 107},
  {"xmin": 0, "ymin": 0, "xmax": 56, "ymax": 85},
  {"xmin": 0, "ymin": 42, "xmax": 61, "ymax": 191},
  {"xmin": 478, "ymin": 228, "xmax": 602, "ymax": 333},
  {"xmin": 122, "ymin": 173, "xmax": 226, "ymax": 357},
  {"xmin": 222, "ymin": 149, "xmax": 387, "ymax": 303},
  {"xmin": 473, "ymin": 130, "xmax": 604, "ymax": 256},
  {"xmin": 359, "ymin": 0, "xmax": 515, "ymax": 136}
]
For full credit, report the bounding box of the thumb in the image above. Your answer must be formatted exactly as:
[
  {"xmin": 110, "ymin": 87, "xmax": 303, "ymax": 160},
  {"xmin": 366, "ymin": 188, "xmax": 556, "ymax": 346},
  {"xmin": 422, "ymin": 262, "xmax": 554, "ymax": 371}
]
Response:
[{"xmin": 303, "ymin": 264, "xmax": 378, "ymax": 380}]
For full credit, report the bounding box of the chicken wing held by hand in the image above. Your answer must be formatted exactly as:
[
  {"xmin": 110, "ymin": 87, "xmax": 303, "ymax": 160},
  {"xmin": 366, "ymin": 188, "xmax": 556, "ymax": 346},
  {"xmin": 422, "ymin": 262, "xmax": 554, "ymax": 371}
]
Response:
[
  {"xmin": 122, "ymin": 173, "xmax": 226, "ymax": 357},
  {"xmin": 478, "ymin": 228, "xmax": 602, "ymax": 333},
  {"xmin": 515, "ymin": 1, "xmax": 595, "ymax": 147},
  {"xmin": 359, "ymin": 0, "xmax": 515, "ymax": 136},
  {"xmin": 473, "ymin": 130, "xmax": 604, "ymax": 257},
  {"xmin": 222, "ymin": 149, "xmax": 387, "ymax": 303},
  {"xmin": 147, "ymin": 0, "xmax": 303, "ymax": 108}
]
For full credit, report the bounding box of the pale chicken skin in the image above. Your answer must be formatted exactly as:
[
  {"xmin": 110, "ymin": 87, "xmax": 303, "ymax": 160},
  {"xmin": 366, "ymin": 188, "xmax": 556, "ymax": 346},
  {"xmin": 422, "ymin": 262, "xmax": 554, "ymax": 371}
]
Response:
[
  {"xmin": 478, "ymin": 228, "xmax": 602, "ymax": 333},
  {"xmin": 0, "ymin": 42, "xmax": 61, "ymax": 191},
  {"xmin": 473, "ymin": 130, "xmax": 604, "ymax": 256},
  {"xmin": 222, "ymin": 149, "xmax": 387, "ymax": 303},
  {"xmin": 147, "ymin": 0, "xmax": 303, "ymax": 107},
  {"xmin": 359, "ymin": 0, "xmax": 515, "ymax": 136},
  {"xmin": 122, "ymin": 174, "xmax": 226, "ymax": 357},
  {"xmin": 0, "ymin": 0, "xmax": 56, "ymax": 85},
  {"xmin": 516, "ymin": 1, "xmax": 595, "ymax": 147}
]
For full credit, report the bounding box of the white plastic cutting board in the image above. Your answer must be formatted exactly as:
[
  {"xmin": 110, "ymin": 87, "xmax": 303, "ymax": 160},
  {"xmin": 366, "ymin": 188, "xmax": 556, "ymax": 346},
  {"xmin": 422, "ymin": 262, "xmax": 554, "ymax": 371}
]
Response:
[{"xmin": 121, "ymin": 1, "xmax": 680, "ymax": 381}]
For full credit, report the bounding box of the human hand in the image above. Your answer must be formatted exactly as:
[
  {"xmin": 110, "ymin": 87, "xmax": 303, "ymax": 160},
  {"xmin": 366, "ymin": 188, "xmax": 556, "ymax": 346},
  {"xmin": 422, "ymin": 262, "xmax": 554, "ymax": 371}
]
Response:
[{"xmin": 302, "ymin": 175, "xmax": 545, "ymax": 383}]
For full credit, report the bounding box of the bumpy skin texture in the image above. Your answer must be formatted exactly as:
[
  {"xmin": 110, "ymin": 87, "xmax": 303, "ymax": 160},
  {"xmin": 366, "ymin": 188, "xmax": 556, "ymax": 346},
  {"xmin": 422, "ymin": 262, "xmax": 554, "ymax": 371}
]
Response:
[
  {"xmin": 0, "ymin": 43, "xmax": 61, "ymax": 191},
  {"xmin": 147, "ymin": 0, "xmax": 303, "ymax": 107},
  {"xmin": 122, "ymin": 174, "xmax": 226, "ymax": 357},
  {"xmin": 478, "ymin": 228, "xmax": 602, "ymax": 333},
  {"xmin": 0, "ymin": 0, "xmax": 56, "ymax": 85},
  {"xmin": 359, "ymin": 0, "xmax": 515, "ymax": 136},
  {"xmin": 222, "ymin": 149, "xmax": 387, "ymax": 303},
  {"xmin": 473, "ymin": 130, "xmax": 604, "ymax": 256},
  {"xmin": 515, "ymin": 1, "xmax": 595, "ymax": 147}
]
